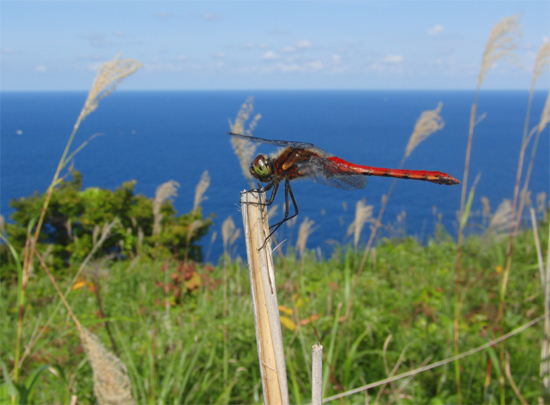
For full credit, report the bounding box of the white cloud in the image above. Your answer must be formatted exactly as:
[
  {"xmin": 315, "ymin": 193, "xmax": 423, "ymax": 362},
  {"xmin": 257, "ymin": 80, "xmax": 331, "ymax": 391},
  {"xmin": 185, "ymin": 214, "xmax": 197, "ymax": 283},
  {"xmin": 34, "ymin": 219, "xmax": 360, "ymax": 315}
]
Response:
[
  {"xmin": 2, "ymin": 47, "xmax": 21, "ymax": 55},
  {"xmin": 281, "ymin": 40, "xmax": 313, "ymax": 54},
  {"xmin": 296, "ymin": 39, "xmax": 312, "ymax": 49},
  {"xmin": 241, "ymin": 43, "xmax": 269, "ymax": 50},
  {"xmin": 428, "ymin": 24, "xmax": 444, "ymax": 35},
  {"xmin": 382, "ymin": 54, "xmax": 404, "ymax": 64},
  {"xmin": 370, "ymin": 54, "xmax": 405, "ymax": 72},
  {"xmin": 263, "ymin": 50, "xmax": 280, "ymax": 60},
  {"xmin": 34, "ymin": 65, "xmax": 47, "ymax": 72},
  {"xmin": 307, "ymin": 60, "xmax": 323, "ymax": 70},
  {"xmin": 263, "ymin": 59, "xmax": 324, "ymax": 73}
]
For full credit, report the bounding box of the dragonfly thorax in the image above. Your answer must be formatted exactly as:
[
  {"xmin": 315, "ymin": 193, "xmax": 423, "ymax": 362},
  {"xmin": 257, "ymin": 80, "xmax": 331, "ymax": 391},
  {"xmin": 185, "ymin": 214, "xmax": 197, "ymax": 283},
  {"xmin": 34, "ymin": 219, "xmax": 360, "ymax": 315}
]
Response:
[{"xmin": 250, "ymin": 154, "xmax": 274, "ymax": 183}]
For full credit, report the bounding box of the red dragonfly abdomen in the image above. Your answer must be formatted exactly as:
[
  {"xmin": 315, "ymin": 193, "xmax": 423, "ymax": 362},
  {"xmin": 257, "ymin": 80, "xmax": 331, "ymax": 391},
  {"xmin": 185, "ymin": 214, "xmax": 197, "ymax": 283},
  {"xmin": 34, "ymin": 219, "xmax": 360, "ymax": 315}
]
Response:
[{"xmin": 329, "ymin": 157, "xmax": 460, "ymax": 186}]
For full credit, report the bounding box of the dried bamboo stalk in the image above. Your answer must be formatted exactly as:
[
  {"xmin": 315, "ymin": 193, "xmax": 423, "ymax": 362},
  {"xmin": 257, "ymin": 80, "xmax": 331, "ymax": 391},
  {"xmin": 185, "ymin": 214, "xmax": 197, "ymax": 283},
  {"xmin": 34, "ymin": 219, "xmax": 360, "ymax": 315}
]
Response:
[{"xmin": 241, "ymin": 190, "xmax": 289, "ymax": 405}]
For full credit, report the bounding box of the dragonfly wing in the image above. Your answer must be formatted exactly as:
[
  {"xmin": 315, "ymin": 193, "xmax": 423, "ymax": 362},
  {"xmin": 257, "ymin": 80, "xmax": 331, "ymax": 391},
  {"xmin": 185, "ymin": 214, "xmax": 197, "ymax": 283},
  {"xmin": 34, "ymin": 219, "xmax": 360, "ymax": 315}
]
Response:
[
  {"xmin": 228, "ymin": 132, "xmax": 314, "ymax": 149},
  {"xmin": 296, "ymin": 156, "xmax": 368, "ymax": 190}
]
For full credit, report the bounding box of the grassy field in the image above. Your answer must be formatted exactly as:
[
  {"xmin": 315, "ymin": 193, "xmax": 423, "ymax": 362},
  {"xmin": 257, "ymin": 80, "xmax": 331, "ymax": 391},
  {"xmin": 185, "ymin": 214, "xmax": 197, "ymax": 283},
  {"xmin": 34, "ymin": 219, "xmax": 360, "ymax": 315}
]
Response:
[{"xmin": 1, "ymin": 222, "xmax": 547, "ymax": 404}]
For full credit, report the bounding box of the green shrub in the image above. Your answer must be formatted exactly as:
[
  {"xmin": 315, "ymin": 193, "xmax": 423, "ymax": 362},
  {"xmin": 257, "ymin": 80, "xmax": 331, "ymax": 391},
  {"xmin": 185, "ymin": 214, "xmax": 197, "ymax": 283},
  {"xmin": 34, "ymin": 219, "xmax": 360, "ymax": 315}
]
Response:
[{"xmin": 2, "ymin": 171, "xmax": 212, "ymax": 274}]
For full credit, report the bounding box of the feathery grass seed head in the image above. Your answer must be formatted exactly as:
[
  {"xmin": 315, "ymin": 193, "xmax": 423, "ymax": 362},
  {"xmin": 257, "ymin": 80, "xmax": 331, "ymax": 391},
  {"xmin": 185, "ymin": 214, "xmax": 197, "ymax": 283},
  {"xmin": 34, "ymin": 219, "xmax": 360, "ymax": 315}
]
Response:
[
  {"xmin": 79, "ymin": 55, "xmax": 142, "ymax": 123},
  {"xmin": 229, "ymin": 97, "xmax": 262, "ymax": 186},
  {"xmin": 296, "ymin": 217, "xmax": 316, "ymax": 257},
  {"xmin": 405, "ymin": 102, "xmax": 445, "ymax": 159},
  {"xmin": 153, "ymin": 180, "xmax": 180, "ymax": 235},
  {"xmin": 193, "ymin": 170, "xmax": 211, "ymax": 212},
  {"xmin": 532, "ymin": 40, "xmax": 550, "ymax": 89},
  {"xmin": 478, "ymin": 15, "xmax": 521, "ymax": 89},
  {"xmin": 346, "ymin": 198, "xmax": 373, "ymax": 248},
  {"xmin": 222, "ymin": 216, "xmax": 241, "ymax": 254},
  {"xmin": 78, "ymin": 325, "xmax": 134, "ymax": 405}
]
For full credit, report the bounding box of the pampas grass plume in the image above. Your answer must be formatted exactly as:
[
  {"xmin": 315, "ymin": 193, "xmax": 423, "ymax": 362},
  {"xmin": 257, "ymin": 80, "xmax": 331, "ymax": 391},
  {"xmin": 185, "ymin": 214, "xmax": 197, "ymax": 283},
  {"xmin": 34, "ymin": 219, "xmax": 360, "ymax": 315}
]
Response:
[
  {"xmin": 193, "ymin": 170, "xmax": 211, "ymax": 212},
  {"xmin": 404, "ymin": 102, "xmax": 445, "ymax": 159},
  {"xmin": 79, "ymin": 55, "xmax": 142, "ymax": 123},
  {"xmin": 296, "ymin": 217, "xmax": 316, "ymax": 257},
  {"xmin": 477, "ymin": 15, "xmax": 521, "ymax": 89},
  {"xmin": 153, "ymin": 180, "xmax": 180, "ymax": 236}
]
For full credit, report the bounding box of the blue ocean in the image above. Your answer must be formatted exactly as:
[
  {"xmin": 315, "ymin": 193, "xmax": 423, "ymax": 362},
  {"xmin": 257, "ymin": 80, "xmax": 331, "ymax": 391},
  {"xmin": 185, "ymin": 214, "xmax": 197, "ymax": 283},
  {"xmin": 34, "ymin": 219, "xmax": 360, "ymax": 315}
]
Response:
[{"xmin": 1, "ymin": 90, "xmax": 548, "ymax": 262}]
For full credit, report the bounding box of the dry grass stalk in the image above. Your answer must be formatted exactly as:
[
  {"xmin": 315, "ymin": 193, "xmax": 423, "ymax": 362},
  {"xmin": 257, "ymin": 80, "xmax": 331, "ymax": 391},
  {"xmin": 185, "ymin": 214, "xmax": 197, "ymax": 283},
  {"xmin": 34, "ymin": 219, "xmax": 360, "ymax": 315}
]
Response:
[
  {"xmin": 77, "ymin": 324, "xmax": 135, "ymax": 405},
  {"xmin": 353, "ymin": 103, "xmax": 446, "ymax": 317},
  {"xmin": 322, "ymin": 316, "xmax": 543, "ymax": 403},
  {"xmin": 153, "ymin": 180, "xmax": 180, "ymax": 236},
  {"xmin": 79, "ymin": 55, "xmax": 142, "ymax": 123},
  {"xmin": 481, "ymin": 196, "xmax": 491, "ymax": 225},
  {"xmin": 530, "ymin": 207, "xmax": 550, "ymax": 402},
  {"xmin": 485, "ymin": 199, "xmax": 514, "ymax": 242},
  {"xmin": 229, "ymin": 97, "xmax": 262, "ymax": 186},
  {"xmin": 193, "ymin": 170, "xmax": 211, "ymax": 212},
  {"xmin": 455, "ymin": 17, "xmax": 521, "ymax": 400},
  {"xmin": 537, "ymin": 192, "xmax": 548, "ymax": 220},
  {"xmin": 296, "ymin": 217, "xmax": 316, "ymax": 256},
  {"xmin": 346, "ymin": 199, "xmax": 373, "ymax": 248},
  {"xmin": 531, "ymin": 40, "xmax": 550, "ymax": 90},
  {"xmin": 539, "ymin": 91, "xmax": 550, "ymax": 133},
  {"xmin": 477, "ymin": 15, "xmax": 521, "ymax": 89},
  {"xmin": 221, "ymin": 216, "xmax": 241, "ymax": 255},
  {"xmin": 504, "ymin": 351, "xmax": 529, "ymax": 405},
  {"xmin": 404, "ymin": 102, "xmax": 444, "ymax": 159},
  {"xmin": 32, "ymin": 247, "xmax": 135, "ymax": 405}
]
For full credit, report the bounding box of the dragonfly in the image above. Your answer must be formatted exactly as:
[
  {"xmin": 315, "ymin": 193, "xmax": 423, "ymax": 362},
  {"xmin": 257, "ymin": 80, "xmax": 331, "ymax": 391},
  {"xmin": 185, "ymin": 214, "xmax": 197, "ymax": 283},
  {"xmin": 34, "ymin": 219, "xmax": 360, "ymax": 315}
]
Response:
[{"xmin": 229, "ymin": 132, "xmax": 459, "ymax": 247}]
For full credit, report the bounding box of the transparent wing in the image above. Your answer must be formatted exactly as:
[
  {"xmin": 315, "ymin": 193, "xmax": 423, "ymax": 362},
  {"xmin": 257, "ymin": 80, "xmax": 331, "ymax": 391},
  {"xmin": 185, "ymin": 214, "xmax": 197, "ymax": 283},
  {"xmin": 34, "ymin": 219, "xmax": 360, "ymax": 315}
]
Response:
[
  {"xmin": 296, "ymin": 156, "xmax": 368, "ymax": 190},
  {"xmin": 228, "ymin": 132, "xmax": 314, "ymax": 149}
]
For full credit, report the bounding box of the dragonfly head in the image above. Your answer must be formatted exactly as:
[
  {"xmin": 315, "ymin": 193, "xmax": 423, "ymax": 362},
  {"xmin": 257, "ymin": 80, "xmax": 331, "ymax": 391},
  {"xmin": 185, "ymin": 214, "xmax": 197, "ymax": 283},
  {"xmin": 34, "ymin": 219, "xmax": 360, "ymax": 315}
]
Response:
[{"xmin": 250, "ymin": 154, "xmax": 273, "ymax": 183}]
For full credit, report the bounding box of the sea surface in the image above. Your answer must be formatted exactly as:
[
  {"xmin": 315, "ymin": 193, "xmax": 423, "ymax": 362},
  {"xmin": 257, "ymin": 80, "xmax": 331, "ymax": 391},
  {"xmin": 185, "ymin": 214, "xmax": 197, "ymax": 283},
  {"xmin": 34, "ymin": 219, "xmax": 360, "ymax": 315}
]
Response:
[{"xmin": 1, "ymin": 90, "xmax": 548, "ymax": 262}]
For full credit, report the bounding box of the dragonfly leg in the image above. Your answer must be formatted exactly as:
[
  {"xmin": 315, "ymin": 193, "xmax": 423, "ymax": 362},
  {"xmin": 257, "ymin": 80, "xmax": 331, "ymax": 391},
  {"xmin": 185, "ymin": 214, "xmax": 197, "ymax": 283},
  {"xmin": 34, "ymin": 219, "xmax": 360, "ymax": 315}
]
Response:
[
  {"xmin": 244, "ymin": 181, "xmax": 279, "ymax": 207},
  {"xmin": 256, "ymin": 180, "xmax": 300, "ymax": 249},
  {"xmin": 269, "ymin": 179, "xmax": 298, "ymax": 229}
]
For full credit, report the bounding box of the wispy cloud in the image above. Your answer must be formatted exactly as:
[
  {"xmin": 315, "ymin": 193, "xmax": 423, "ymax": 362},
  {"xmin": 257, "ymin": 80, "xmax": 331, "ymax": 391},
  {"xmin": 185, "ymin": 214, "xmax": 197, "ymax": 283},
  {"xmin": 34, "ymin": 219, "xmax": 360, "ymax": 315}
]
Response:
[
  {"xmin": 281, "ymin": 39, "xmax": 313, "ymax": 53},
  {"xmin": 263, "ymin": 59, "xmax": 324, "ymax": 73},
  {"xmin": 428, "ymin": 24, "xmax": 444, "ymax": 35},
  {"xmin": 263, "ymin": 50, "xmax": 280, "ymax": 60},
  {"xmin": 1, "ymin": 47, "xmax": 21, "ymax": 55},
  {"xmin": 382, "ymin": 54, "xmax": 404, "ymax": 63},
  {"xmin": 34, "ymin": 65, "xmax": 47, "ymax": 72},
  {"xmin": 241, "ymin": 43, "xmax": 269, "ymax": 50},
  {"xmin": 370, "ymin": 54, "xmax": 405, "ymax": 71}
]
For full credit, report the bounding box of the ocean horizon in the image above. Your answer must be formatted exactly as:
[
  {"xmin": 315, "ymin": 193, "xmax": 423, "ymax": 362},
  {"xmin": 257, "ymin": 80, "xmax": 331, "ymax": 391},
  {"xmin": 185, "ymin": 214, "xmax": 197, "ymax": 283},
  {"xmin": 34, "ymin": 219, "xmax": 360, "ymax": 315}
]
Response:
[{"xmin": 2, "ymin": 89, "xmax": 548, "ymax": 262}]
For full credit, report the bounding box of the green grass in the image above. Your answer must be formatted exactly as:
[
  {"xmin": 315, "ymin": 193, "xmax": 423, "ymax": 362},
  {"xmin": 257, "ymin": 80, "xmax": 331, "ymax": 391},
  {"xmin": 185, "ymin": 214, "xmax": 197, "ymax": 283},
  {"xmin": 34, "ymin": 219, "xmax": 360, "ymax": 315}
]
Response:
[{"xmin": 1, "ymin": 221, "xmax": 545, "ymax": 404}]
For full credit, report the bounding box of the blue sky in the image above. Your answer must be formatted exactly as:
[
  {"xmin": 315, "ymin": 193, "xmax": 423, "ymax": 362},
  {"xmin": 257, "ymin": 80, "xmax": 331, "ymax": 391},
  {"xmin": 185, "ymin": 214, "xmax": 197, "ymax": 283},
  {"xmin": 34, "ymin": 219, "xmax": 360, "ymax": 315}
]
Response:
[{"xmin": 1, "ymin": 1, "xmax": 549, "ymax": 91}]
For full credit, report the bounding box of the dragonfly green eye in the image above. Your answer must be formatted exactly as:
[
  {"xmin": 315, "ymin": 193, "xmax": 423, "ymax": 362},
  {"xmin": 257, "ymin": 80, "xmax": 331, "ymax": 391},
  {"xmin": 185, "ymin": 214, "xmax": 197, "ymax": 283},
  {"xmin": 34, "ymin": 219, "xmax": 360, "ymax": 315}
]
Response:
[{"xmin": 250, "ymin": 154, "xmax": 272, "ymax": 182}]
